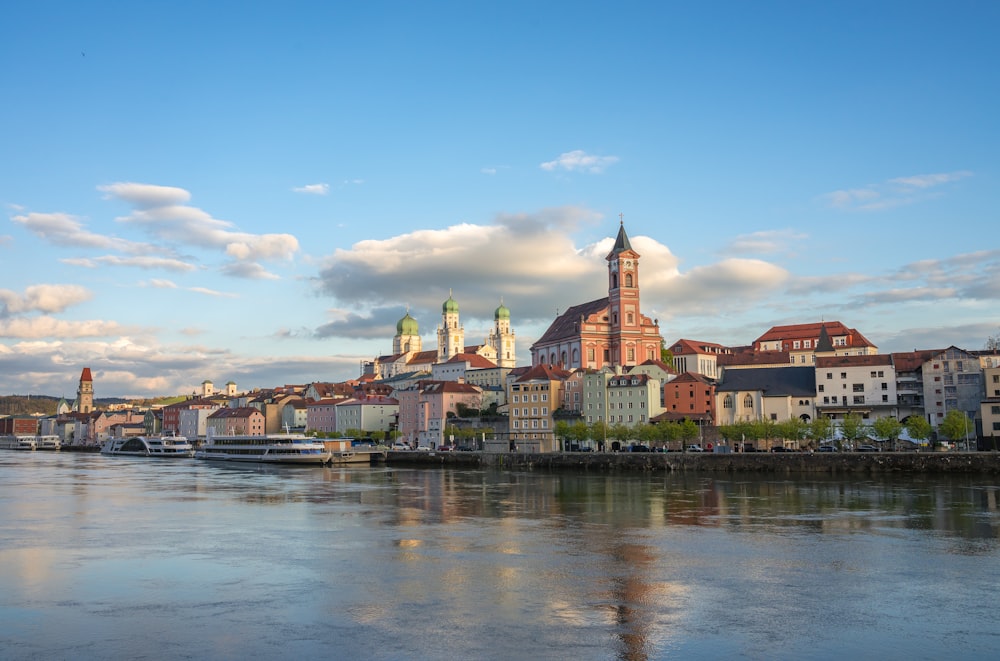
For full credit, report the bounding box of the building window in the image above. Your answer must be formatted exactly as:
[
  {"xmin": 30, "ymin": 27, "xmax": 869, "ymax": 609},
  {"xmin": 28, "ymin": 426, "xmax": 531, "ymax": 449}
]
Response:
[
  {"xmin": 743, "ymin": 394, "xmax": 753, "ymax": 409},
  {"xmin": 853, "ymin": 396, "xmax": 864, "ymax": 404},
  {"xmin": 827, "ymin": 373, "xmax": 833, "ymax": 379},
  {"xmin": 853, "ymin": 384, "xmax": 864, "ymax": 392},
  {"xmin": 841, "ymin": 373, "xmax": 847, "ymax": 379},
  {"xmin": 882, "ymin": 395, "xmax": 888, "ymax": 402},
  {"xmin": 724, "ymin": 395, "xmax": 733, "ymax": 409},
  {"xmin": 818, "ymin": 385, "xmax": 825, "ymax": 392}
]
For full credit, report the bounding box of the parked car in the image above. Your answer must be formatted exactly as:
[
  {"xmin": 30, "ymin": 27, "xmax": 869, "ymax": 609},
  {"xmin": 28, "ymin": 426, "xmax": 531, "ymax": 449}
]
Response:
[
  {"xmin": 436, "ymin": 444, "xmax": 455, "ymax": 452},
  {"xmin": 856, "ymin": 444, "xmax": 879, "ymax": 452},
  {"xmin": 770, "ymin": 446, "xmax": 794, "ymax": 453},
  {"xmin": 686, "ymin": 445, "xmax": 704, "ymax": 452},
  {"xmin": 817, "ymin": 445, "xmax": 838, "ymax": 452},
  {"xmin": 629, "ymin": 444, "xmax": 652, "ymax": 452},
  {"xmin": 391, "ymin": 442, "xmax": 410, "ymax": 451}
]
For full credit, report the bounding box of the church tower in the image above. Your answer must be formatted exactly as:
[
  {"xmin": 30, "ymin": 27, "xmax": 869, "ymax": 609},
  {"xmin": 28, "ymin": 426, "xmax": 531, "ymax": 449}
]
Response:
[
  {"xmin": 77, "ymin": 367, "xmax": 94, "ymax": 413},
  {"xmin": 436, "ymin": 291, "xmax": 465, "ymax": 362},
  {"xmin": 606, "ymin": 219, "xmax": 643, "ymax": 367},
  {"xmin": 393, "ymin": 309, "xmax": 422, "ymax": 354},
  {"xmin": 488, "ymin": 299, "xmax": 516, "ymax": 368}
]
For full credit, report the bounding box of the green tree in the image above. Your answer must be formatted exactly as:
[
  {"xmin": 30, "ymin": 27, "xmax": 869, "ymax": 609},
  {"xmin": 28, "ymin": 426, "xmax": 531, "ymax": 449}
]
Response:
[
  {"xmin": 840, "ymin": 412, "xmax": 868, "ymax": 449},
  {"xmin": 678, "ymin": 419, "xmax": 700, "ymax": 446},
  {"xmin": 872, "ymin": 417, "xmax": 903, "ymax": 449},
  {"xmin": 809, "ymin": 416, "xmax": 833, "ymax": 447},
  {"xmin": 939, "ymin": 410, "xmax": 973, "ymax": 449},
  {"xmin": 905, "ymin": 416, "xmax": 932, "ymax": 449},
  {"xmin": 660, "ymin": 339, "xmax": 674, "ymax": 368}
]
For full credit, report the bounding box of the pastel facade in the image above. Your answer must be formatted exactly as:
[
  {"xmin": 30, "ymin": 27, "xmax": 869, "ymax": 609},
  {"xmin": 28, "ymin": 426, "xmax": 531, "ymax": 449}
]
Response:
[
  {"xmin": 815, "ymin": 354, "xmax": 897, "ymax": 422},
  {"xmin": 509, "ymin": 364, "xmax": 572, "ymax": 452},
  {"xmin": 206, "ymin": 407, "xmax": 265, "ymax": 436},
  {"xmin": 921, "ymin": 347, "xmax": 983, "ymax": 429},
  {"xmin": 530, "ymin": 222, "xmax": 662, "ymax": 370},
  {"xmin": 335, "ymin": 395, "xmax": 399, "ymax": 435}
]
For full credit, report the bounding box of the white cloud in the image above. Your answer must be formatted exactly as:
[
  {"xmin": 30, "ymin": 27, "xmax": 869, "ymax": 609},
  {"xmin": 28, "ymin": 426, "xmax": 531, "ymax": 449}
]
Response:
[
  {"xmin": 0, "ymin": 284, "xmax": 92, "ymax": 315},
  {"xmin": 0, "ymin": 316, "xmax": 128, "ymax": 338},
  {"xmin": 188, "ymin": 287, "xmax": 240, "ymax": 298},
  {"xmin": 220, "ymin": 262, "xmax": 280, "ymax": 280},
  {"xmin": 12, "ymin": 212, "xmax": 163, "ymax": 254},
  {"xmin": 61, "ymin": 255, "xmax": 198, "ymax": 272},
  {"xmin": 146, "ymin": 279, "xmax": 178, "ymax": 289},
  {"xmin": 312, "ymin": 207, "xmax": 796, "ymax": 340},
  {"xmin": 98, "ymin": 182, "xmax": 191, "ymax": 207},
  {"xmin": 101, "ymin": 182, "xmax": 300, "ymax": 266},
  {"xmin": 0, "ymin": 234, "xmax": 12, "ymax": 246},
  {"xmin": 540, "ymin": 150, "xmax": 619, "ymax": 174},
  {"xmin": 821, "ymin": 170, "xmax": 972, "ymax": 211},
  {"xmin": 293, "ymin": 183, "xmax": 330, "ymax": 195},
  {"xmin": 889, "ymin": 171, "xmax": 972, "ymax": 189},
  {"xmin": 725, "ymin": 229, "xmax": 808, "ymax": 255}
]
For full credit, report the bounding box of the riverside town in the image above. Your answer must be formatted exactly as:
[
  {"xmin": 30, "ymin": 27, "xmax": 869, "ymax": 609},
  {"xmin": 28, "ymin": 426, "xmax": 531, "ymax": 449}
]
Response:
[{"xmin": 4, "ymin": 223, "xmax": 1000, "ymax": 463}]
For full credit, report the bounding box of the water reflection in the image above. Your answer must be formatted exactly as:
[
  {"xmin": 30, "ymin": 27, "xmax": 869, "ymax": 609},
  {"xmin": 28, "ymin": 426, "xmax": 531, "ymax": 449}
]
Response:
[{"xmin": 1, "ymin": 453, "xmax": 999, "ymax": 660}]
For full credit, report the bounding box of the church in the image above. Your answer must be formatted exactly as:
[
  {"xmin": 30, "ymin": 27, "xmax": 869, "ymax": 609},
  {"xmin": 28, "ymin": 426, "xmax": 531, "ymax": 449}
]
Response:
[
  {"xmin": 530, "ymin": 221, "xmax": 663, "ymax": 369},
  {"xmin": 366, "ymin": 293, "xmax": 516, "ymax": 379}
]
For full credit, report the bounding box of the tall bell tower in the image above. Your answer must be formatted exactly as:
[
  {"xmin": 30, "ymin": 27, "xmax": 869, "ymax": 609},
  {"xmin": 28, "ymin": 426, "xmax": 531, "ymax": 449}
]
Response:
[
  {"xmin": 606, "ymin": 217, "xmax": 642, "ymax": 366},
  {"xmin": 77, "ymin": 367, "xmax": 94, "ymax": 413}
]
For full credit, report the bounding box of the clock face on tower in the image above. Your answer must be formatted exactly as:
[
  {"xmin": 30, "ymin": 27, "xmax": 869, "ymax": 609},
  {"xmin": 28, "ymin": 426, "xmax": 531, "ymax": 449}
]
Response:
[{"xmin": 623, "ymin": 259, "xmax": 633, "ymax": 270}]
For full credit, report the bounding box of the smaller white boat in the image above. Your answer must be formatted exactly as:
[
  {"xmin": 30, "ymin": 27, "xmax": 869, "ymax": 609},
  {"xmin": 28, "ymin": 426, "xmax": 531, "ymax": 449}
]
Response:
[
  {"xmin": 0, "ymin": 435, "xmax": 37, "ymax": 451},
  {"xmin": 101, "ymin": 435, "xmax": 195, "ymax": 458},
  {"xmin": 36, "ymin": 435, "xmax": 62, "ymax": 451}
]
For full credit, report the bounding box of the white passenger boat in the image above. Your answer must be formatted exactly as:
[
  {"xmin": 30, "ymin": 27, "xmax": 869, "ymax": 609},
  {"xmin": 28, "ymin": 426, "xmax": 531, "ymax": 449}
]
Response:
[
  {"xmin": 101, "ymin": 435, "xmax": 195, "ymax": 458},
  {"xmin": 0, "ymin": 435, "xmax": 37, "ymax": 451},
  {"xmin": 36, "ymin": 435, "xmax": 62, "ymax": 451},
  {"xmin": 195, "ymin": 434, "xmax": 332, "ymax": 465}
]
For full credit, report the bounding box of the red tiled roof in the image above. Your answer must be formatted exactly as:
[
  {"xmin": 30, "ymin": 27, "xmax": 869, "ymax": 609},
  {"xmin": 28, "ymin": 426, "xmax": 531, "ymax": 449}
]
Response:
[
  {"xmin": 668, "ymin": 339, "xmax": 731, "ymax": 355},
  {"xmin": 447, "ymin": 353, "xmax": 497, "ymax": 368},
  {"xmin": 754, "ymin": 321, "xmax": 877, "ymax": 349},
  {"xmin": 515, "ymin": 363, "xmax": 573, "ymax": 383},
  {"xmin": 718, "ymin": 350, "xmax": 790, "ymax": 366},
  {"xmin": 532, "ymin": 298, "xmax": 609, "ymax": 346},
  {"xmin": 80, "ymin": 367, "xmax": 93, "ymax": 381},
  {"xmin": 816, "ymin": 354, "xmax": 892, "ymax": 368}
]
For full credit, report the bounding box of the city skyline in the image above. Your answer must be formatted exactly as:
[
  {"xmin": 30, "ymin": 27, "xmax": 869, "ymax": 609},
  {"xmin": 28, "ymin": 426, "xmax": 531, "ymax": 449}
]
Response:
[{"xmin": 2, "ymin": 2, "xmax": 998, "ymax": 397}]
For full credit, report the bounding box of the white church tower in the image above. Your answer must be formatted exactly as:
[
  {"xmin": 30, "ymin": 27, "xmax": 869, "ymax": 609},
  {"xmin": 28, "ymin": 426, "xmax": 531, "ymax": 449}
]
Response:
[
  {"xmin": 487, "ymin": 299, "xmax": 516, "ymax": 368},
  {"xmin": 436, "ymin": 291, "xmax": 465, "ymax": 362}
]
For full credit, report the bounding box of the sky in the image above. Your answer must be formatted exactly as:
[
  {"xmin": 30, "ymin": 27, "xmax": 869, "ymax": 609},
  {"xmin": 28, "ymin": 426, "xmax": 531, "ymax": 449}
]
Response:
[{"xmin": 1, "ymin": 1, "xmax": 998, "ymax": 399}]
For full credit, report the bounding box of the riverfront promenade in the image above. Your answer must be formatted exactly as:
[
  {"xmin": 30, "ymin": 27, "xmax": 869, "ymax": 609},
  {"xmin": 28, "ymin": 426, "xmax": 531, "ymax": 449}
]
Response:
[{"xmin": 386, "ymin": 450, "xmax": 1000, "ymax": 474}]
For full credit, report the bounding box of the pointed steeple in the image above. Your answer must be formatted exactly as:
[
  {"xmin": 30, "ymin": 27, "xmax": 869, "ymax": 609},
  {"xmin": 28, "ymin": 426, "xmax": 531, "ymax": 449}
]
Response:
[
  {"xmin": 608, "ymin": 216, "xmax": 633, "ymax": 257},
  {"xmin": 815, "ymin": 324, "xmax": 834, "ymax": 353}
]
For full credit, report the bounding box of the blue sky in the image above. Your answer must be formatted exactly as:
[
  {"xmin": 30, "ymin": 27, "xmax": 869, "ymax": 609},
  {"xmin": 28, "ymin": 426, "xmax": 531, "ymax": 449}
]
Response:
[{"xmin": 2, "ymin": 1, "xmax": 998, "ymax": 398}]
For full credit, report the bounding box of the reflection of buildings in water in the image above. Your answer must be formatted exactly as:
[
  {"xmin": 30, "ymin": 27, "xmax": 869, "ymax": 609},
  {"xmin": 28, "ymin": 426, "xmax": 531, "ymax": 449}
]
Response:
[{"xmin": 605, "ymin": 542, "xmax": 688, "ymax": 661}]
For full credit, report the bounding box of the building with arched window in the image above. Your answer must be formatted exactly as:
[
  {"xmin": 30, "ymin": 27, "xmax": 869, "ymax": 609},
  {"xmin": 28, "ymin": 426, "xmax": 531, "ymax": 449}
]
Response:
[{"xmin": 529, "ymin": 221, "xmax": 662, "ymax": 370}]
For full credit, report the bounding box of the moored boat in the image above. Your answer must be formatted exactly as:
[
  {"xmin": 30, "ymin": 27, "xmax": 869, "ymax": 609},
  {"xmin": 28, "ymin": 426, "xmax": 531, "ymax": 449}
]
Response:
[
  {"xmin": 101, "ymin": 435, "xmax": 195, "ymax": 458},
  {"xmin": 36, "ymin": 435, "xmax": 62, "ymax": 451},
  {"xmin": 0, "ymin": 435, "xmax": 37, "ymax": 451},
  {"xmin": 195, "ymin": 434, "xmax": 332, "ymax": 465}
]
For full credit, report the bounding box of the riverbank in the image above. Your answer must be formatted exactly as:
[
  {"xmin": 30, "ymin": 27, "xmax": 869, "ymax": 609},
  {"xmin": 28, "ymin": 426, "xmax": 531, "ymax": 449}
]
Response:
[{"xmin": 386, "ymin": 450, "xmax": 1000, "ymax": 474}]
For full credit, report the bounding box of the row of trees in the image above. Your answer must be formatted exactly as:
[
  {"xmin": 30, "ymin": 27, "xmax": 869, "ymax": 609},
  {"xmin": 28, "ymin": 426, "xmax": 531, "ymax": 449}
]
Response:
[{"xmin": 552, "ymin": 412, "xmax": 973, "ymax": 451}]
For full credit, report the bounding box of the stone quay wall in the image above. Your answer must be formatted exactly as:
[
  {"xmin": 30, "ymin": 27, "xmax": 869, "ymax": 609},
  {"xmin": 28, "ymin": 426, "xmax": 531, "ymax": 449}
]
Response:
[{"xmin": 386, "ymin": 451, "xmax": 1000, "ymax": 474}]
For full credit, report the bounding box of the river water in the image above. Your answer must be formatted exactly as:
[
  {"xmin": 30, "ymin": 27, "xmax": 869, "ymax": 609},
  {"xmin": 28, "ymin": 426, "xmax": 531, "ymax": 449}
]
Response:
[{"xmin": 2, "ymin": 451, "xmax": 999, "ymax": 660}]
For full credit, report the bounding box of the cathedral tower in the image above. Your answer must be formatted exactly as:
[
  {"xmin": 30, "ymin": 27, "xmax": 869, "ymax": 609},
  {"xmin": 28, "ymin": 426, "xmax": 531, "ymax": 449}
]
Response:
[
  {"xmin": 488, "ymin": 299, "xmax": 516, "ymax": 368},
  {"xmin": 437, "ymin": 291, "xmax": 465, "ymax": 362},
  {"xmin": 393, "ymin": 310, "xmax": 422, "ymax": 354}
]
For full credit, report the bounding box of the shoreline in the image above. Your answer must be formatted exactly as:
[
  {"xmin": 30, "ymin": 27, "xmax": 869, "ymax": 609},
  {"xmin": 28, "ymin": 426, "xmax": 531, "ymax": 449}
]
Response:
[{"xmin": 386, "ymin": 450, "xmax": 1000, "ymax": 474}]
